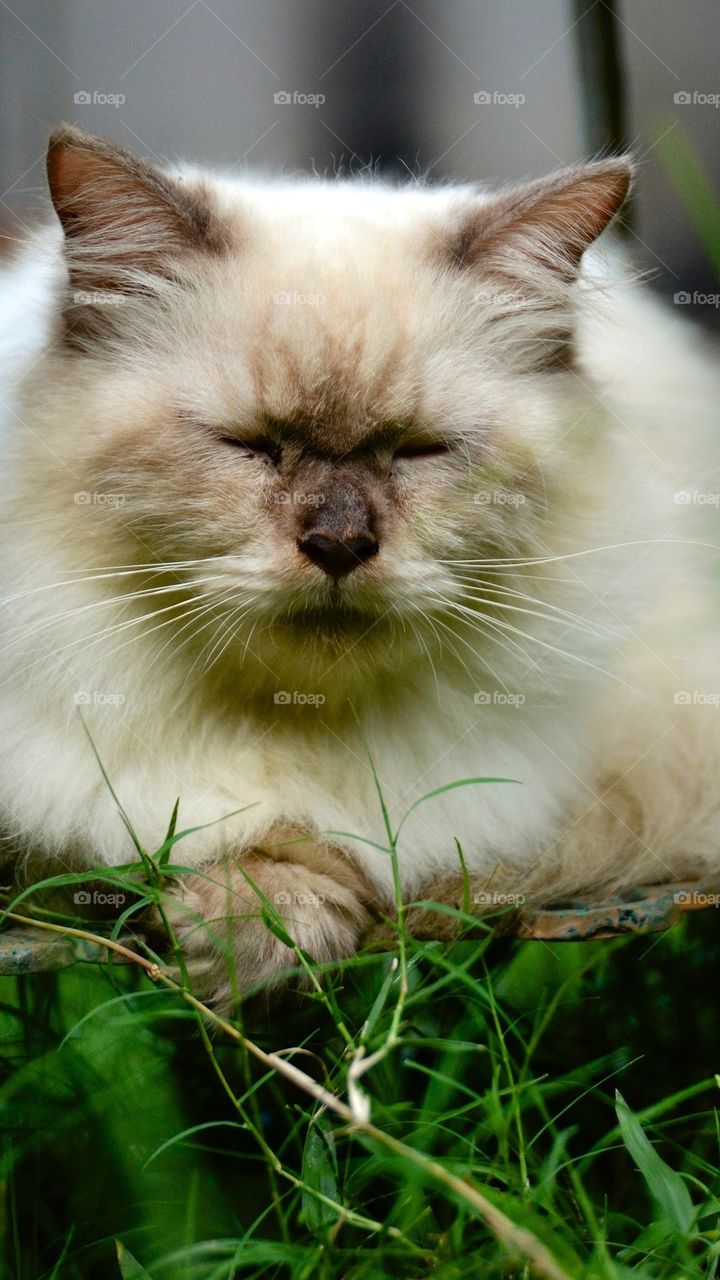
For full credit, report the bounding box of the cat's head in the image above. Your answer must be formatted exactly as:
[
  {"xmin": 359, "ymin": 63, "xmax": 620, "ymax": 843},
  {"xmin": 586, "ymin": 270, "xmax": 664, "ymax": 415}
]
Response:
[{"xmin": 31, "ymin": 126, "xmax": 631, "ymax": 693}]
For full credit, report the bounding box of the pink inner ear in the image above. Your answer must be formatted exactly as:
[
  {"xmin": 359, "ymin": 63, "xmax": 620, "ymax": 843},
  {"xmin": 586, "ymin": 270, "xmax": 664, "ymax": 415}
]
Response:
[
  {"xmin": 453, "ymin": 160, "xmax": 632, "ymax": 278},
  {"xmin": 46, "ymin": 125, "xmax": 223, "ymax": 346},
  {"xmin": 46, "ymin": 142, "xmax": 98, "ymax": 217},
  {"xmin": 47, "ymin": 134, "xmax": 200, "ymax": 251}
]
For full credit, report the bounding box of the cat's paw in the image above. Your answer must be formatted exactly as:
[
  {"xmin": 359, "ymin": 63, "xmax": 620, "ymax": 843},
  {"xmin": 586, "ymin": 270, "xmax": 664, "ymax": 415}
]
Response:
[{"xmin": 159, "ymin": 849, "xmax": 369, "ymax": 1011}]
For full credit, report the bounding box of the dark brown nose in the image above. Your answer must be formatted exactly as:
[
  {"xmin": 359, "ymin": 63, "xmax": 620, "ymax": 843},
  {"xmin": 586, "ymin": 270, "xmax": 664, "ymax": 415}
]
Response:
[{"xmin": 298, "ymin": 531, "xmax": 379, "ymax": 579}]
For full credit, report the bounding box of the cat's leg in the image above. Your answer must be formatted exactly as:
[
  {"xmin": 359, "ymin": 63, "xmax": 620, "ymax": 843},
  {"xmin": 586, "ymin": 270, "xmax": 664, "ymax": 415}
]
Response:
[{"xmin": 162, "ymin": 826, "xmax": 377, "ymax": 1010}]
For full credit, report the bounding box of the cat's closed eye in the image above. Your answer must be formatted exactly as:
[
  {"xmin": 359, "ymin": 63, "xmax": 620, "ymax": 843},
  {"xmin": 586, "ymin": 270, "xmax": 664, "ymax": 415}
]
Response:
[
  {"xmin": 219, "ymin": 435, "xmax": 282, "ymax": 466},
  {"xmin": 393, "ymin": 441, "xmax": 451, "ymax": 460}
]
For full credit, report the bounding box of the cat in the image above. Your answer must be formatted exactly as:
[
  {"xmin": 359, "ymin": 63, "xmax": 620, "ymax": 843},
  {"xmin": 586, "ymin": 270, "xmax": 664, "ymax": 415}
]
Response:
[{"xmin": 1, "ymin": 124, "xmax": 719, "ymax": 1008}]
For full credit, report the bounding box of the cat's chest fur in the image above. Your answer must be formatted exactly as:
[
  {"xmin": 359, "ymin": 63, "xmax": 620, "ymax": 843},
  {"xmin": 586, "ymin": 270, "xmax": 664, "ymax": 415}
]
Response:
[{"xmin": 0, "ymin": 622, "xmax": 592, "ymax": 898}]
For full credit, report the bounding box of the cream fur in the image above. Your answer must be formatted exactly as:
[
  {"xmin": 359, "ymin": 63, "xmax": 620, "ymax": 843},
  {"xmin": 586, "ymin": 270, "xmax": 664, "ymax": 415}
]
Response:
[{"xmin": 2, "ymin": 140, "xmax": 720, "ymax": 976}]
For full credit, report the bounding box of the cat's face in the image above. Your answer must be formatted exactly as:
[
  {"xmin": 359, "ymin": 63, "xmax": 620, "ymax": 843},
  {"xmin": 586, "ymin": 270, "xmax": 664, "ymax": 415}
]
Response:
[{"xmin": 35, "ymin": 128, "xmax": 630, "ymax": 684}]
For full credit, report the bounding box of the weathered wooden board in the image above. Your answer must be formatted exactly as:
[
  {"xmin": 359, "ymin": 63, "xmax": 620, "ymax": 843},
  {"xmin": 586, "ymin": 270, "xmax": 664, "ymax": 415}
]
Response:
[
  {"xmin": 514, "ymin": 881, "xmax": 719, "ymax": 941},
  {"xmin": 1, "ymin": 881, "xmax": 716, "ymax": 974},
  {"xmin": 0, "ymin": 927, "xmax": 130, "ymax": 974}
]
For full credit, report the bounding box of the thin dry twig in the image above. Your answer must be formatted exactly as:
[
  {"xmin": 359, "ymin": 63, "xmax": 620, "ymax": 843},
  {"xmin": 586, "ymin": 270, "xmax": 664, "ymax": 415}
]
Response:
[{"xmin": 6, "ymin": 912, "xmax": 573, "ymax": 1280}]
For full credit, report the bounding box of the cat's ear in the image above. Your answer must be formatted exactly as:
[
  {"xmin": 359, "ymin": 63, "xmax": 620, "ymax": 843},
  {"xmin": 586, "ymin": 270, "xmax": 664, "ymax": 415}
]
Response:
[
  {"xmin": 47, "ymin": 125, "xmax": 224, "ymax": 342},
  {"xmin": 450, "ymin": 158, "xmax": 633, "ymax": 282}
]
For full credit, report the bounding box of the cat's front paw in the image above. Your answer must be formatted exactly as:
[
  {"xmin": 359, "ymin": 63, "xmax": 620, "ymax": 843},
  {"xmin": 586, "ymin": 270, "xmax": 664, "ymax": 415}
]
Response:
[{"xmin": 160, "ymin": 844, "xmax": 369, "ymax": 1011}]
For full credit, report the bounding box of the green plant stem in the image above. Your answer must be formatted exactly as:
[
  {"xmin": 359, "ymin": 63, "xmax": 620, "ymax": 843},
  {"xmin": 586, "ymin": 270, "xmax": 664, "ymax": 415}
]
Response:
[{"xmin": 7, "ymin": 911, "xmax": 575, "ymax": 1280}]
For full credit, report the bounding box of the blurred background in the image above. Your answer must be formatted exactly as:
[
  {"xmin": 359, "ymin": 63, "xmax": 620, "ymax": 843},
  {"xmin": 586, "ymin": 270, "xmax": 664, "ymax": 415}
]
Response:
[{"xmin": 0, "ymin": 0, "xmax": 718, "ymax": 316}]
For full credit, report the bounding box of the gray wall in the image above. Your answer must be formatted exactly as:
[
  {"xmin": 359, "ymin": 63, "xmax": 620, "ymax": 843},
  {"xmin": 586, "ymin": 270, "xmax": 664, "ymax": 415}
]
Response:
[{"xmin": 1, "ymin": 1, "xmax": 718, "ymax": 307}]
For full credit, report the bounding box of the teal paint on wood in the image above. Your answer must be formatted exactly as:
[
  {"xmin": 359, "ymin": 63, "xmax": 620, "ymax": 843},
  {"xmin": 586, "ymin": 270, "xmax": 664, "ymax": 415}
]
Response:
[{"xmin": 1, "ymin": 881, "xmax": 717, "ymax": 973}]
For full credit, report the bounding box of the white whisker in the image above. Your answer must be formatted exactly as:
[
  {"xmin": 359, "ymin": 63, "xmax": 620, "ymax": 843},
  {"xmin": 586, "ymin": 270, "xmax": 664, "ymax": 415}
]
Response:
[
  {"xmin": 430, "ymin": 593, "xmax": 639, "ymax": 692},
  {"xmin": 0, "ymin": 555, "xmax": 238, "ymax": 609},
  {"xmin": 447, "ymin": 581, "xmax": 616, "ymax": 643},
  {"xmin": 0, "ymin": 576, "xmax": 226, "ymax": 657},
  {"xmin": 437, "ymin": 536, "xmax": 720, "ymax": 571}
]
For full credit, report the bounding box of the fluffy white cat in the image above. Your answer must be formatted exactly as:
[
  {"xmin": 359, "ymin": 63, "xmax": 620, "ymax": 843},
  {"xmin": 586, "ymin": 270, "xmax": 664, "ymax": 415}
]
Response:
[{"xmin": 1, "ymin": 126, "xmax": 718, "ymax": 1004}]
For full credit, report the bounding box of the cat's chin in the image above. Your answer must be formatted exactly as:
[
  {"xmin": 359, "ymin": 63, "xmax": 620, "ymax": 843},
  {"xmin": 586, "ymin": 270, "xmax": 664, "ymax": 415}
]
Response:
[
  {"xmin": 279, "ymin": 605, "xmax": 383, "ymax": 633},
  {"xmin": 271, "ymin": 592, "xmax": 389, "ymax": 637}
]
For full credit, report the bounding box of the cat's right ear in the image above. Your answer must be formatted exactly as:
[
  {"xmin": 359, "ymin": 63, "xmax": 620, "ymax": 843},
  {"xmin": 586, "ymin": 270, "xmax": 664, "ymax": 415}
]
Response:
[
  {"xmin": 46, "ymin": 125, "xmax": 225, "ymax": 343},
  {"xmin": 448, "ymin": 158, "xmax": 633, "ymax": 283}
]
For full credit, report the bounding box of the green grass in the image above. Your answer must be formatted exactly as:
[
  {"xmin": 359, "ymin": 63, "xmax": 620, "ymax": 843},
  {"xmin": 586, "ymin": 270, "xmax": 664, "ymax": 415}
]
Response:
[
  {"xmin": 1, "ymin": 851, "xmax": 719, "ymax": 1279},
  {"xmin": 5, "ymin": 128, "xmax": 720, "ymax": 1271}
]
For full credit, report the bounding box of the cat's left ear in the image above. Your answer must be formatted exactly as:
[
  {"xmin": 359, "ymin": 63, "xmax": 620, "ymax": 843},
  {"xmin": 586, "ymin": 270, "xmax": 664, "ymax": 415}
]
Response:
[
  {"xmin": 450, "ymin": 158, "xmax": 633, "ymax": 281},
  {"xmin": 46, "ymin": 124, "xmax": 225, "ymax": 342}
]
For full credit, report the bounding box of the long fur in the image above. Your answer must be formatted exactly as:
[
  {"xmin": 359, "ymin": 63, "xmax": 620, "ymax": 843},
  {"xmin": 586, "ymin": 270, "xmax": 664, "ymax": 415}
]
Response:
[{"xmin": 2, "ymin": 132, "xmax": 720, "ymax": 1000}]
